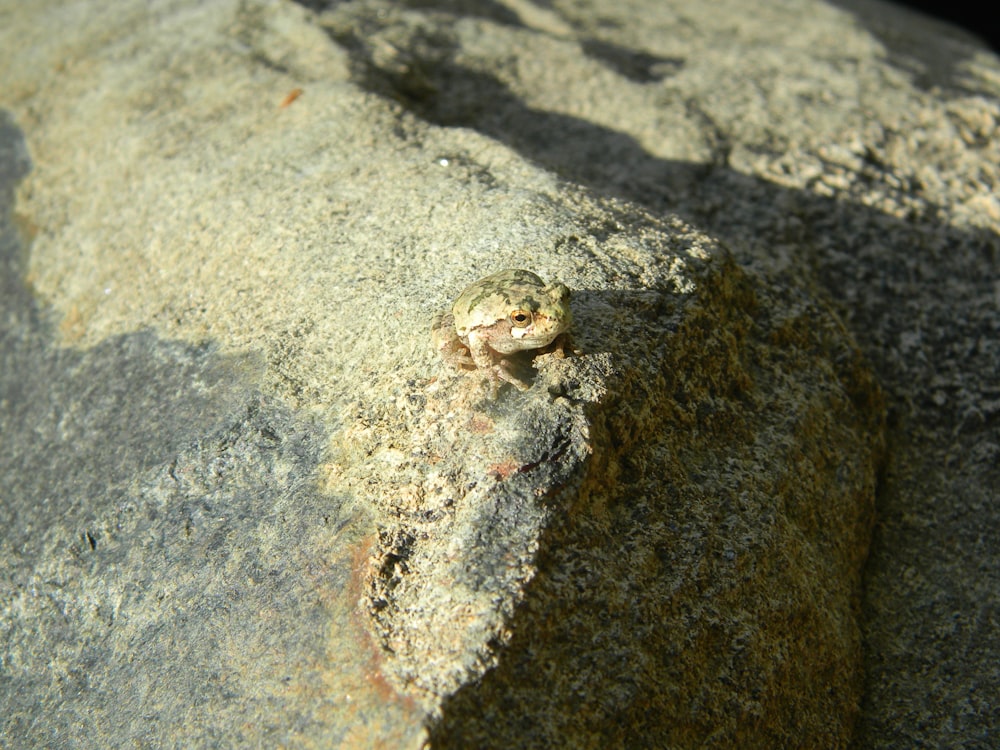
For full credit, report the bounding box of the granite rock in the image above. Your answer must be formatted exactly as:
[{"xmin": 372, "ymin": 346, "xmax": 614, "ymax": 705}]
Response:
[{"xmin": 0, "ymin": 0, "xmax": 996, "ymax": 747}]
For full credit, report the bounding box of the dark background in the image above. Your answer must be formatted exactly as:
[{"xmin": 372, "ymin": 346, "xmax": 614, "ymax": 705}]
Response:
[{"xmin": 898, "ymin": 0, "xmax": 1000, "ymax": 52}]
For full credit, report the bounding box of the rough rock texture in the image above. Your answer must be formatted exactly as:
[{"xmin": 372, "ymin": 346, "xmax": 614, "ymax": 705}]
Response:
[{"xmin": 0, "ymin": 0, "xmax": 996, "ymax": 747}]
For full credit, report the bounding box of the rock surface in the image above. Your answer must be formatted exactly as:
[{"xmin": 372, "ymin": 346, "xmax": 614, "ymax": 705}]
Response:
[{"xmin": 0, "ymin": 0, "xmax": 996, "ymax": 747}]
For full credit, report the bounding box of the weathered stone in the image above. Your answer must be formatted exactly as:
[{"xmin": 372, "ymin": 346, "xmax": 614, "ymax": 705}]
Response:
[{"xmin": 0, "ymin": 0, "xmax": 996, "ymax": 747}]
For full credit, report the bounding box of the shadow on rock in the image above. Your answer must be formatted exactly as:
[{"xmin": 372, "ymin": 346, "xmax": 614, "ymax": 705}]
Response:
[
  {"xmin": 425, "ymin": 268, "xmax": 885, "ymax": 746},
  {"xmin": 319, "ymin": 11, "xmax": 998, "ymax": 419},
  {"xmin": 0, "ymin": 111, "xmax": 417, "ymax": 747}
]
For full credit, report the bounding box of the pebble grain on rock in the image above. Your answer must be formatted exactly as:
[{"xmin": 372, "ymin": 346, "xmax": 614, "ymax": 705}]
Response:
[{"xmin": 1, "ymin": 0, "xmax": 997, "ymax": 748}]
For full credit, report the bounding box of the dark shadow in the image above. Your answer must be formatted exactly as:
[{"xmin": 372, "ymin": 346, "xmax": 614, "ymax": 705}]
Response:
[
  {"xmin": 0, "ymin": 110, "xmax": 33, "ymax": 312},
  {"xmin": 323, "ymin": 22, "xmax": 998, "ymax": 399},
  {"xmin": 580, "ymin": 38, "xmax": 685, "ymax": 84},
  {"xmin": 826, "ymin": 0, "xmax": 1000, "ymax": 71},
  {"xmin": 422, "ymin": 271, "xmax": 886, "ymax": 747},
  {"xmin": 396, "ymin": 0, "xmax": 526, "ymax": 27},
  {"xmin": 0, "ymin": 111, "xmax": 367, "ymax": 747},
  {"xmin": 0, "ymin": 112, "xmax": 256, "ymax": 560}
]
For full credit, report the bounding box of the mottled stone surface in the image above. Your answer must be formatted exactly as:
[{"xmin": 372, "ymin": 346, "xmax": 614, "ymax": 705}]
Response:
[{"xmin": 0, "ymin": 0, "xmax": 996, "ymax": 747}]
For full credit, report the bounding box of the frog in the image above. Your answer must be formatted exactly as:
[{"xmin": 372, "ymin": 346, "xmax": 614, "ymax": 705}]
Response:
[{"xmin": 432, "ymin": 268, "xmax": 574, "ymax": 391}]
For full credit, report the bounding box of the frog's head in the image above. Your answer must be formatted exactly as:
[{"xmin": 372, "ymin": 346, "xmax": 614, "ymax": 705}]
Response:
[{"xmin": 508, "ymin": 282, "xmax": 572, "ymax": 345}]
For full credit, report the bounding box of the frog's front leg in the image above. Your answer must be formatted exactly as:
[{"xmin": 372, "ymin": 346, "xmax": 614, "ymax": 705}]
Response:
[
  {"xmin": 465, "ymin": 331, "xmax": 494, "ymax": 372},
  {"xmin": 547, "ymin": 331, "xmax": 576, "ymax": 359},
  {"xmin": 467, "ymin": 333, "xmax": 530, "ymax": 391}
]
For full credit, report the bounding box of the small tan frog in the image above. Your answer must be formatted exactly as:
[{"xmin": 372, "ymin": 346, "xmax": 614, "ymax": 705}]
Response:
[{"xmin": 432, "ymin": 269, "xmax": 574, "ymax": 391}]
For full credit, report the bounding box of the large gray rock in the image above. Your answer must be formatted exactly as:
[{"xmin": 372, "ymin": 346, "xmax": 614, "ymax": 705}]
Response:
[{"xmin": 0, "ymin": 0, "xmax": 995, "ymax": 747}]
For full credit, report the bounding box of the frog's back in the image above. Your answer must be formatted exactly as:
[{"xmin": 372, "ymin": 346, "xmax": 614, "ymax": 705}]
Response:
[{"xmin": 452, "ymin": 269, "xmax": 546, "ymax": 329}]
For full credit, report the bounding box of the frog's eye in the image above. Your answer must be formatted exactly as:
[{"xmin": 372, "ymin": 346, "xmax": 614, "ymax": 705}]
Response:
[{"xmin": 510, "ymin": 310, "xmax": 532, "ymax": 328}]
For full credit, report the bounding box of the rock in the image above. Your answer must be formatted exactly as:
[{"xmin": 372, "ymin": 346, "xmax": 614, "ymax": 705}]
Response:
[{"xmin": 0, "ymin": 0, "xmax": 996, "ymax": 747}]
